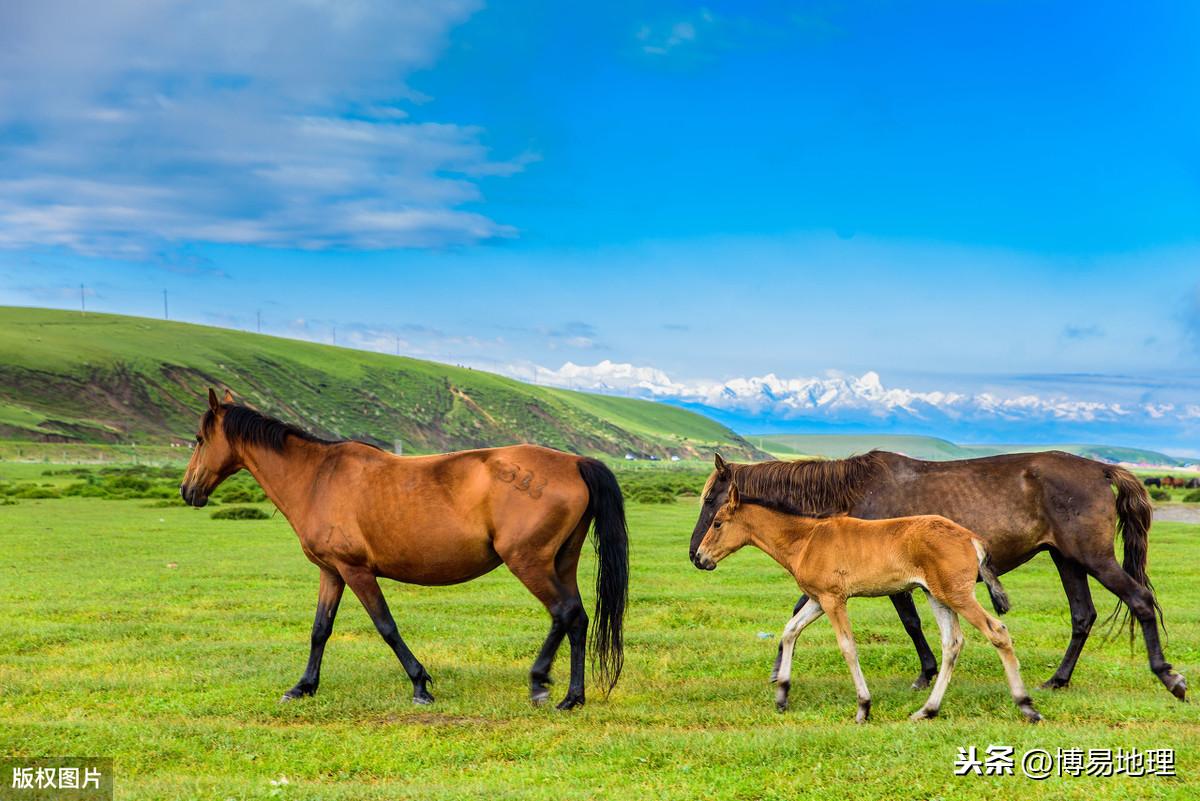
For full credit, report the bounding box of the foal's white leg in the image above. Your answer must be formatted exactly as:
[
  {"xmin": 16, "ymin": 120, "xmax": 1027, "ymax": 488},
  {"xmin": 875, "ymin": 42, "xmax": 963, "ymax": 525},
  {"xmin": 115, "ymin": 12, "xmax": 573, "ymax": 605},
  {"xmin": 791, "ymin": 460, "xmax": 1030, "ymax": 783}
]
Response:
[
  {"xmin": 911, "ymin": 594, "xmax": 963, "ymax": 721},
  {"xmin": 774, "ymin": 598, "xmax": 824, "ymax": 712},
  {"xmin": 823, "ymin": 600, "xmax": 872, "ymax": 723}
]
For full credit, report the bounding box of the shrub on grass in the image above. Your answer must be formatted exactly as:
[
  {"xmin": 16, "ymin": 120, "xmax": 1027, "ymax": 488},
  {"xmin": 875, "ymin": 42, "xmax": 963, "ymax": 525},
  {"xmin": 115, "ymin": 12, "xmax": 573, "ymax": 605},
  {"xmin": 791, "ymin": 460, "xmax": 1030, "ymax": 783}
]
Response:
[
  {"xmin": 108, "ymin": 475, "xmax": 152, "ymax": 493},
  {"xmin": 1184, "ymin": 490, "xmax": 1200, "ymax": 503},
  {"xmin": 215, "ymin": 485, "xmax": 266, "ymax": 503},
  {"xmin": 628, "ymin": 486, "xmax": 678, "ymax": 504},
  {"xmin": 1149, "ymin": 488, "xmax": 1171, "ymax": 502},
  {"xmin": 61, "ymin": 482, "xmax": 111, "ymax": 498},
  {"xmin": 14, "ymin": 486, "xmax": 60, "ymax": 499},
  {"xmin": 210, "ymin": 506, "xmax": 270, "ymax": 520}
]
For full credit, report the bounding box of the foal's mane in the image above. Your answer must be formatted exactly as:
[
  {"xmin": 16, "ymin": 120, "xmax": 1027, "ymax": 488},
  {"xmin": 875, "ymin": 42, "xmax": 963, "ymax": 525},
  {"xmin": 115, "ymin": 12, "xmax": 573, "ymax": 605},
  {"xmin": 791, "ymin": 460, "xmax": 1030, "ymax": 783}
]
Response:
[
  {"xmin": 203, "ymin": 404, "xmax": 374, "ymax": 453},
  {"xmin": 722, "ymin": 451, "xmax": 888, "ymax": 518}
]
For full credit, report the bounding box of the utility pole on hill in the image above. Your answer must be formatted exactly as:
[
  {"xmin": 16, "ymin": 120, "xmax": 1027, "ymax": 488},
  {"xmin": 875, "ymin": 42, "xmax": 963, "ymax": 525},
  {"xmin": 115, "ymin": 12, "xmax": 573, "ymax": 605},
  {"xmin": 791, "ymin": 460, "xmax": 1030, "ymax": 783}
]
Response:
[
  {"xmin": 257, "ymin": 309, "xmax": 261, "ymax": 334},
  {"xmin": 163, "ymin": 289, "xmax": 169, "ymax": 320},
  {"xmin": 80, "ymin": 284, "xmax": 85, "ymax": 314}
]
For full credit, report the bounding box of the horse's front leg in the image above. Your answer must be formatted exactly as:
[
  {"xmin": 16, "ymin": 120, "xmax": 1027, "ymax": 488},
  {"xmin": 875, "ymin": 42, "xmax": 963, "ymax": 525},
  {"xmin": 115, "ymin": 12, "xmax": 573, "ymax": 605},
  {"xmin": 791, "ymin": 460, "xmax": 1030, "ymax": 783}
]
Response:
[
  {"xmin": 890, "ymin": 591, "xmax": 939, "ymax": 689},
  {"xmin": 824, "ymin": 598, "xmax": 871, "ymax": 723},
  {"xmin": 281, "ymin": 567, "xmax": 345, "ymax": 701},
  {"xmin": 774, "ymin": 598, "xmax": 824, "ymax": 712},
  {"xmin": 342, "ymin": 567, "xmax": 434, "ymax": 705}
]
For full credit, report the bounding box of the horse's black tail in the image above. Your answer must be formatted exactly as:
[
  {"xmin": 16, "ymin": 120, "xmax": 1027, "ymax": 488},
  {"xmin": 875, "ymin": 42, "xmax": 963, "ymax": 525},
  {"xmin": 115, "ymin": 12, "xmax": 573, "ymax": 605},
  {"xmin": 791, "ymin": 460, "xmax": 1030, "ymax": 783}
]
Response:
[
  {"xmin": 1105, "ymin": 466, "xmax": 1163, "ymax": 643},
  {"xmin": 577, "ymin": 458, "xmax": 629, "ymax": 694},
  {"xmin": 973, "ymin": 539, "xmax": 1011, "ymax": 615}
]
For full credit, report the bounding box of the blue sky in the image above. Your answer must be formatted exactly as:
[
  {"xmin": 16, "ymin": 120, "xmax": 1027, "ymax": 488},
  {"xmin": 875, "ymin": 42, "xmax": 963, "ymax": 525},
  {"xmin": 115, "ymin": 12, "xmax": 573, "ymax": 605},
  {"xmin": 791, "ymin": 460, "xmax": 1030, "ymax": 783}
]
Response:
[{"xmin": 1, "ymin": 1, "xmax": 1198, "ymax": 453}]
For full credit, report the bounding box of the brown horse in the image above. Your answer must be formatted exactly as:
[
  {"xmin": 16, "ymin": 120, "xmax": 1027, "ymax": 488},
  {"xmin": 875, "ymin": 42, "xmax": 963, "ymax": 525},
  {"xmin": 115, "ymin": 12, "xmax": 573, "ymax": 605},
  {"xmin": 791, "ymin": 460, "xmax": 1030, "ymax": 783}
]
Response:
[
  {"xmin": 695, "ymin": 483, "xmax": 1041, "ymax": 723},
  {"xmin": 689, "ymin": 451, "xmax": 1186, "ymax": 701},
  {"xmin": 181, "ymin": 389, "xmax": 628, "ymax": 709}
]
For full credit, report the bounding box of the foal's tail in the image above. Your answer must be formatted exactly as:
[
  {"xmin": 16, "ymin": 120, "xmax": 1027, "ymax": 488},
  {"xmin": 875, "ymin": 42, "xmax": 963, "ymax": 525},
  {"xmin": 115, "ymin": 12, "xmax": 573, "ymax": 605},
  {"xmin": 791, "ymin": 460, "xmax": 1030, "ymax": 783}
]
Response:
[
  {"xmin": 1106, "ymin": 465, "xmax": 1162, "ymax": 643},
  {"xmin": 973, "ymin": 539, "xmax": 1011, "ymax": 615},
  {"xmin": 577, "ymin": 458, "xmax": 629, "ymax": 694}
]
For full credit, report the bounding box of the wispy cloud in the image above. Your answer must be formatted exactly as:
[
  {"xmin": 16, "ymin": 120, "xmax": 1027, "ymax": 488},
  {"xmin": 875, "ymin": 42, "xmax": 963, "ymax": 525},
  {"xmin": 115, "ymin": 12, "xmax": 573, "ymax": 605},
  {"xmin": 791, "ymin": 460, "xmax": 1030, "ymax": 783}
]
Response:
[
  {"xmin": 1062, "ymin": 323, "xmax": 1104, "ymax": 341},
  {"xmin": 636, "ymin": 9, "xmax": 715, "ymax": 56},
  {"xmin": 544, "ymin": 321, "xmax": 602, "ymax": 350},
  {"xmin": 0, "ymin": 0, "xmax": 528, "ymax": 256}
]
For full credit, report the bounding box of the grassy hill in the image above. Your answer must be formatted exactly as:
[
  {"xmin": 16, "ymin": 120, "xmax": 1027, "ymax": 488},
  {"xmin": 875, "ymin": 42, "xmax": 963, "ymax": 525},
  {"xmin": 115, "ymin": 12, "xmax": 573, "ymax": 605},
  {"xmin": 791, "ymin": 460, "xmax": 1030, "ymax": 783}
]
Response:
[
  {"xmin": 0, "ymin": 307, "xmax": 762, "ymax": 459},
  {"xmin": 753, "ymin": 433, "xmax": 1188, "ymax": 466}
]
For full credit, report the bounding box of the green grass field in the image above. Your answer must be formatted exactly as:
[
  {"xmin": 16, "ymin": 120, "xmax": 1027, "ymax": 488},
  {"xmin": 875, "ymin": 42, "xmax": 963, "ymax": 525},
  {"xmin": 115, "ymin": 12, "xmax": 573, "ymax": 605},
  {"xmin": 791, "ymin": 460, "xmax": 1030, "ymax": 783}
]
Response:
[{"xmin": 1, "ymin": 487, "xmax": 1197, "ymax": 799}]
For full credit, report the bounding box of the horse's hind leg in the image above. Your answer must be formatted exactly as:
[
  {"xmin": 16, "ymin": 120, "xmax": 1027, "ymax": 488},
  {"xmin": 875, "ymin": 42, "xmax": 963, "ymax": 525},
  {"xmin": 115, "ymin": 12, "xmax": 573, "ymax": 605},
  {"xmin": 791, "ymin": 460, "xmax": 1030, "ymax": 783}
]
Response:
[
  {"xmin": 1042, "ymin": 550, "xmax": 1096, "ymax": 690},
  {"xmin": 505, "ymin": 549, "xmax": 586, "ymax": 710},
  {"xmin": 342, "ymin": 567, "xmax": 434, "ymax": 705},
  {"xmin": 910, "ymin": 593, "xmax": 962, "ymax": 721},
  {"xmin": 1083, "ymin": 556, "xmax": 1186, "ymax": 700},
  {"xmin": 281, "ymin": 567, "xmax": 345, "ymax": 702},
  {"xmin": 553, "ymin": 519, "xmax": 590, "ymax": 710},
  {"xmin": 955, "ymin": 598, "xmax": 1041, "ymax": 723}
]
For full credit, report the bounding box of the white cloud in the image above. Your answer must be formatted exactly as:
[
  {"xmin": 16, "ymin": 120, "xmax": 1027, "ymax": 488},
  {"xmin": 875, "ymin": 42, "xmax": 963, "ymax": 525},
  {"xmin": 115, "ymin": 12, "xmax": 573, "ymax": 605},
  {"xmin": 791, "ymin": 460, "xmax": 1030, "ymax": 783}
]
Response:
[
  {"xmin": 0, "ymin": 0, "xmax": 527, "ymax": 255},
  {"xmin": 637, "ymin": 9, "xmax": 714, "ymax": 55}
]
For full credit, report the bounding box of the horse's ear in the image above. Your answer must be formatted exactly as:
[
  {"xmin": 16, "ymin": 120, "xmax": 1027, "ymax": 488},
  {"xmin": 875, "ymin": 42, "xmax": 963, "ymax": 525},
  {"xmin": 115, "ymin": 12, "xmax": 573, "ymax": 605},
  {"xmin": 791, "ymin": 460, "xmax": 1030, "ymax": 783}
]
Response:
[
  {"xmin": 207, "ymin": 388, "xmax": 220, "ymax": 412},
  {"xmin": 222, "ymin": 388, "xmax": 235, "ymax": 404},
  {"xmin": 728, "ymin": 482, "xmax": 740, "ymax": 508},
  {"xmin": 714, "ymin": 452, "xmax": 728, "ymax": 477}
]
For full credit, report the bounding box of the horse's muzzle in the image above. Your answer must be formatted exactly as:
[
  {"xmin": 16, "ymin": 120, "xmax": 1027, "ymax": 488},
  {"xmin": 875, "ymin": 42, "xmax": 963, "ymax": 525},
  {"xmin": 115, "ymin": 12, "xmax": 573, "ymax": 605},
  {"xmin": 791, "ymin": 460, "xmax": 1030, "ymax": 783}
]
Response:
[
  {"xmin": 179, "ymin": 484, "xmax": 208, "ymax": 508},
  {"xmin": 692, "ymin": 550, "xmax": 717, "ymax": 571}
]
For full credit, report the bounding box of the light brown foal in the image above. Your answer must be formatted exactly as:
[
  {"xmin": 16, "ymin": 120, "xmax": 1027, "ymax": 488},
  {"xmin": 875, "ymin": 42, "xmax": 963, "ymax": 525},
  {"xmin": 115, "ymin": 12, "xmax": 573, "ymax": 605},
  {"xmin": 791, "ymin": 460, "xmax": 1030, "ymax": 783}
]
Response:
[
  {"xmin": 695, "ymin": 483, "xmax": 1041, "ymax": 723},
  {"xmin": 180, "ymin": 389, "xmax": 627, "ymax": 710}
]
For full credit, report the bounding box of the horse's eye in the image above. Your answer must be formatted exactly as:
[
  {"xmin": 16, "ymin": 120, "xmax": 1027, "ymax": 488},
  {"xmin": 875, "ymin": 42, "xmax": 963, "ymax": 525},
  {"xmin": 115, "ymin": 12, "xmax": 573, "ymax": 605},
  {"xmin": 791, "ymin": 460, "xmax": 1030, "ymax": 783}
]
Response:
[
  {"xmin": 195, "ymin": 435, "xmax": 203, "ymax": 444},
  {"xmin": 714, "ymin": 521, "xmax": 722, "ymax": 529}
]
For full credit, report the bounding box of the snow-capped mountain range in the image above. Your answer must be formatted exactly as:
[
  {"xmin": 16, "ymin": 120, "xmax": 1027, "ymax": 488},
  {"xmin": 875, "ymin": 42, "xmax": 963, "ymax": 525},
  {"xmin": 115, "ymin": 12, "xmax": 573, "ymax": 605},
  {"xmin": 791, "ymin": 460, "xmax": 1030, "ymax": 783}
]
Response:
[{"xmin": 511, "ymin": 360, "xmax": 1199, "ymax": 450}]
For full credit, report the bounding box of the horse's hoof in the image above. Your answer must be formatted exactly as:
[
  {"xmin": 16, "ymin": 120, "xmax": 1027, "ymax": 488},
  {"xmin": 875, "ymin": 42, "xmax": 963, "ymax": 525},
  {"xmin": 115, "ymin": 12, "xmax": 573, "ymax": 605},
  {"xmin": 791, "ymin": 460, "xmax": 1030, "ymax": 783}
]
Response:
[
  {"xmin": 856, "ymin": 700, "xmax": 871, "ymax": 723},
  {"xmin": 775, "ymin": 700, "xmax": 788, "ymax": 713},
  {"xmin": 1023, "ymin": 708, "xmax": 1043, "ymax": 724},
  {"xmin": 910, "ymin": 673, "xmax": 934, "ymax": 690},
  {"xmin": 530, "ymin": 688, "xmax": 551, "ymax": 707},
  {"xmin": 1166, "ymin": 671, "xmax": 1185, "ymax": 700},
  {"xmin": 1040, "ymin": 677, "xmax": 1069, "ymax": 691},
  {"xmin": 412, "ymin": 689, "xmax": 435, "ymax": 706},
  {"xmin": 280, "ymin": 685, "xmax": 315, "ymax": 703},
  {"xmin": 555, "ymin": 694, "xmax": 584, "ymax": 711}
]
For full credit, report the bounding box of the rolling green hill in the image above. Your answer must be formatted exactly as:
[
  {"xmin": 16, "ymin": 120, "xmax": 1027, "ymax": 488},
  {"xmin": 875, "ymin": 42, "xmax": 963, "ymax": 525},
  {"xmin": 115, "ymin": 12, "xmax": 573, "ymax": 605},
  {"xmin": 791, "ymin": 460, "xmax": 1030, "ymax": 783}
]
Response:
[
  {"xmin": 0, "ymin": 307, "xmax": 763, "ymax": 459},
  {"xmin": 753, "ymin": 433, "xmax": 1188, "ymax": 466}
]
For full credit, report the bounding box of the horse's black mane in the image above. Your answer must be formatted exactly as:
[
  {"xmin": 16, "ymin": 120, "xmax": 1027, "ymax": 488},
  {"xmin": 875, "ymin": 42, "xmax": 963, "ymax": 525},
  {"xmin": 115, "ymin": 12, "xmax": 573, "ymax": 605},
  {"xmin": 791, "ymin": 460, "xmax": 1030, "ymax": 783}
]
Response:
[
  {"xmin": 203, "ymin": 404, "xmax": 377, "ymax": 453},
  {"xmin": 715, "ymin": 451, "xmax": 889, "ymax": 518}
]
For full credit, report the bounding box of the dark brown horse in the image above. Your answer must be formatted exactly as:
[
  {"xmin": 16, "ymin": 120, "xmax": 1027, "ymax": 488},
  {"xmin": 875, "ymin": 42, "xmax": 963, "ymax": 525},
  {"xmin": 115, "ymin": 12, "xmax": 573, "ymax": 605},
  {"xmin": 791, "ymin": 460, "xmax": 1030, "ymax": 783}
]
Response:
[
  {"xmin": 181, "ymin": 389, "xmax": 628, "ymax": 709},
  {"xmin": 689, "ymin": 451, "xmax": 1186, "ymax": 701}
]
